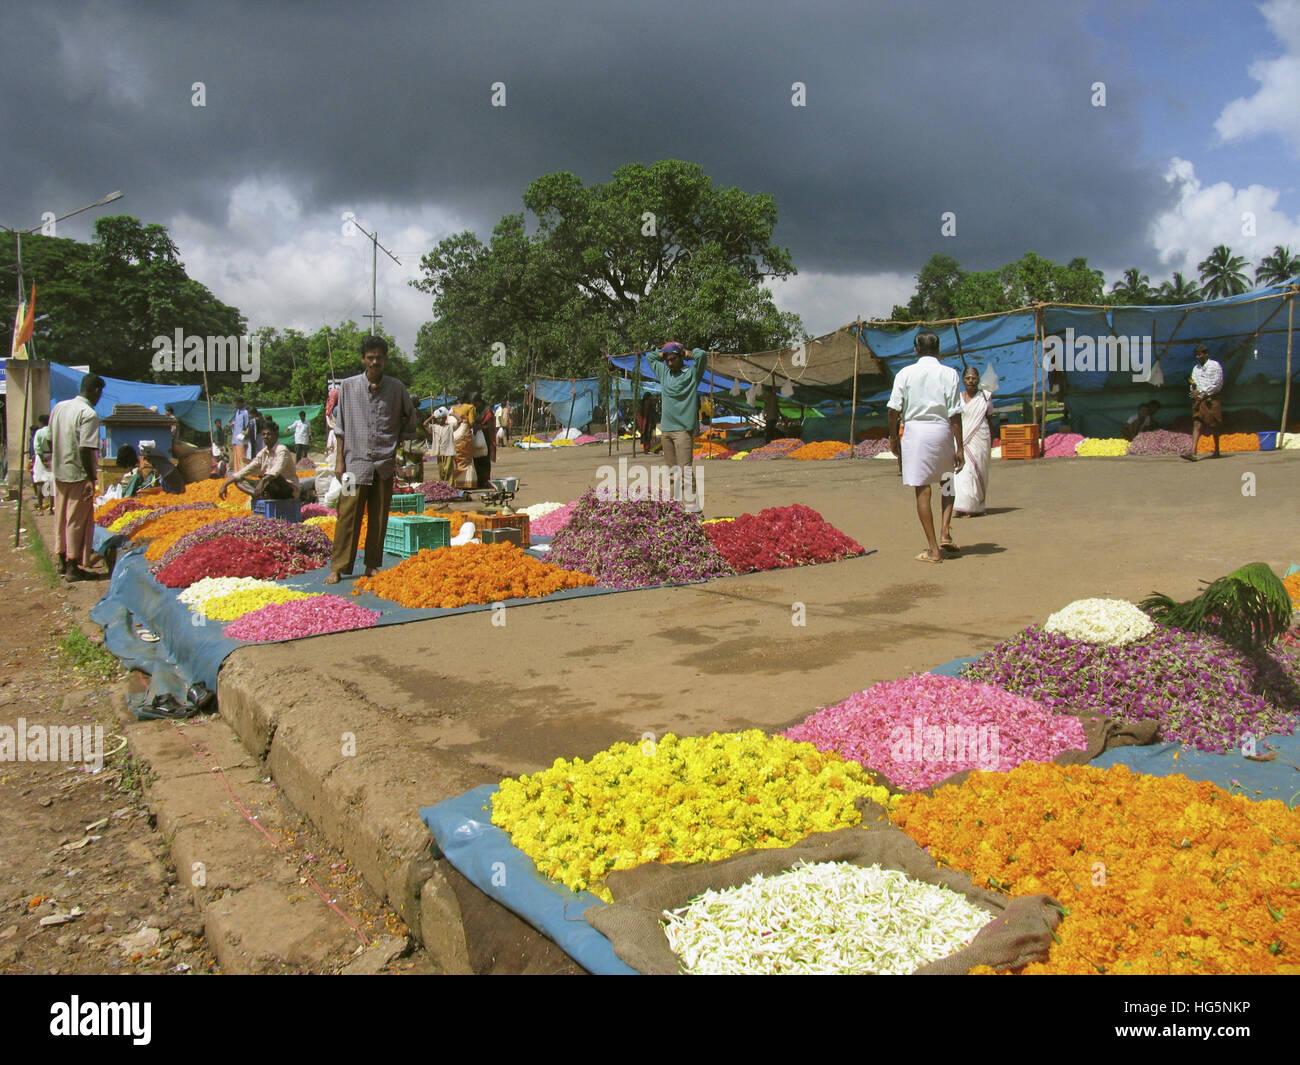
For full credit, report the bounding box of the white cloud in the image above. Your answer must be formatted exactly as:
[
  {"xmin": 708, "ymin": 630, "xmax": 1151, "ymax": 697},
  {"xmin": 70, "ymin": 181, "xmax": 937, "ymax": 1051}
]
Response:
[
  {"xmin": 1148, "ymin": 157, "xmax": 1300, "ymax": 279},
  {"xmin": 165, "ymin": 179, "xmax": 467, "ymax": 357},
  {"xmin": 770, "ymin": 270, "xmax": 917, "ymax": 337},
  {"xmin": 1214, "ymin": 0, "xmax": 1300, "ymax": 156}
]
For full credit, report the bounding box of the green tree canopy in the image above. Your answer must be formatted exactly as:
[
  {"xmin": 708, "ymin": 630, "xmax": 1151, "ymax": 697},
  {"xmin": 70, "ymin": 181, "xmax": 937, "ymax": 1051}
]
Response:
[
  {"xmin": 411, "ymin": 160, "xmax": 804, "ymax": 399},
  {"xmin": 1197, "ymin": 245, "xmax": 1251, "ymax": 299},
  {"xmin": 1, "ymin": 216, "xmax": 245, "ymax": 380},
  {"xmin": 892, "ymin": 252, "xmax": 1105, "ymax": 321}
]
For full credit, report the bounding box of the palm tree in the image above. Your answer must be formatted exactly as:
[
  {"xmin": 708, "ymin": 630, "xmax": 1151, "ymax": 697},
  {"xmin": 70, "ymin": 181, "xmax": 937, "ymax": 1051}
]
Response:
[
  {"xmin": 1255, "ymin": 245, "xmax": 1300, "ymax": 287},
  {"xmin": 1156, "ymin": 272, "xmax": 1201, "ymax": 304},
  {"xmin": 1110, "ymin": 267, "xmax": 1153, "ymax": 304},
  {"xmin": 1197, "ymin": 245, "xmax": 1250, "ymax": 299}
]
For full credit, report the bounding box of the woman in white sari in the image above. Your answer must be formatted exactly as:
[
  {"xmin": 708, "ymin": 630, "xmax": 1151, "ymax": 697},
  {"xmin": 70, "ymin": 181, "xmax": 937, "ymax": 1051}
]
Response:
[{"xmin": 954, "ymin": 367, "xmax": 992, "ymax": 516}]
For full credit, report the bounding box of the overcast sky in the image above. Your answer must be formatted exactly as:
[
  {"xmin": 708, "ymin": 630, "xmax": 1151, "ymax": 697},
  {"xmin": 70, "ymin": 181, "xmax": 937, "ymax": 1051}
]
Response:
[{"xmin": 3, "ymin": 0, "xmax": 1298, "ymax": 360}]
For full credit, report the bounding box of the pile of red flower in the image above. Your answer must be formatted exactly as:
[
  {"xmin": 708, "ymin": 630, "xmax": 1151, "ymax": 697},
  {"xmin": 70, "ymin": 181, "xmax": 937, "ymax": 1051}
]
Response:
[
  {"xmin": 154, "ymin": 516, "xmax": 333, "ymax": 587},
  {"xmin": 702, "ymin": 504, "xmax": 866, "ymax": 573}
]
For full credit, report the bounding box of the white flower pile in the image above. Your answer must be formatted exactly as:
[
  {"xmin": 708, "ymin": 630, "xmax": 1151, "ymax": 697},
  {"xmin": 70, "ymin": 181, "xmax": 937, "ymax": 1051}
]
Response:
[
  {"xmin": 1042, "ymin": 598, "xmax": 1155, "ymax": 646},
  {"xmin": 663, "ymin": 861, "xmax": 990, "ymax": 975},
  {"xmin": 178, "ymin": 576, "xmax": 280, "ymax": 610},
  {"xmin": 520, "ymin": 501, "xmax": 566, "ymax": 518}
]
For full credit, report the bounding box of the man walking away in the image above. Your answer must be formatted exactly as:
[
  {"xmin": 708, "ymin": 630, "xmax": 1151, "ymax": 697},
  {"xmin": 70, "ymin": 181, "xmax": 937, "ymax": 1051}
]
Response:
[
  {"xmin": 49, "ymin": 373, "xmax": 106, "ymax": 581},
  {"xmin": 887, "ymin": 332, "xmax": 965, "ymax": 563}
]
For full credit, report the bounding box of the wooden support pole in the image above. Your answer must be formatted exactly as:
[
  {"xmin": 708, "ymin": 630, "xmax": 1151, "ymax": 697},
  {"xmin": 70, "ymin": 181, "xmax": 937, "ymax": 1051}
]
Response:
[
  {"xmin": 848, "ymin": 319, "xmax": 862, "ymax": 458},
  {"xmin": 1280, "ymin": 292, "xmax": 1295, "ymax": 438}
]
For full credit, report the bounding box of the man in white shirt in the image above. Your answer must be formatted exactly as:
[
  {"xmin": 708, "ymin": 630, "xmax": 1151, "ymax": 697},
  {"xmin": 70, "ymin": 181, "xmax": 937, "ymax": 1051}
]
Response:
[
  {"xmin": 288, "ymin": 411, "xmax": 312, "ymax": 460},
  {"xmin": 1183, "ymin": 344, "xmax": 1224, "ymax": 460},
  {"xmin": 887, "ymin": 331, "xmax": 966, "ymax": 563},
  {"xmin": 218, "ymin": 421, "xmax": 300, "ymax": 500}
]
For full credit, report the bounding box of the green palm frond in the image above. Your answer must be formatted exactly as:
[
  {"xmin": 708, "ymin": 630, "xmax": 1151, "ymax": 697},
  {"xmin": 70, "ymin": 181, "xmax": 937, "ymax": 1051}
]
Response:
[{"xmin": 1140, "ymin": 563, "xmax": 1293, "ymax": 649}]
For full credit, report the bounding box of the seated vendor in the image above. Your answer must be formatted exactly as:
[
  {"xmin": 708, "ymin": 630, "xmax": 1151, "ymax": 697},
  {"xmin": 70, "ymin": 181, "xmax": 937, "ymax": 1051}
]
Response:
[
  {"xmin": 1122, "ymin": 400, "xmax": 1161, "ymax": 441},
  {"xmin": 118, "ymin": 444, "xmax": 159, "ymax": 498},
  {"xmin": 218, "ymin": 421, "xmax": 299, "ymax": 501}
]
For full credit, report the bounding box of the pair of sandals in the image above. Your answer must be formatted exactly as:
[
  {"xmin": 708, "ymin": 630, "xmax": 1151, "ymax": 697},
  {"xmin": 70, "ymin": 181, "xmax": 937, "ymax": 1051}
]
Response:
[
  {"xmin": 139, "ymin": 683, "xmax": 216, "ymax": 721},
  {"xmin": 916, "ymin": 541, "xmax": 961, "ymax": 564}
]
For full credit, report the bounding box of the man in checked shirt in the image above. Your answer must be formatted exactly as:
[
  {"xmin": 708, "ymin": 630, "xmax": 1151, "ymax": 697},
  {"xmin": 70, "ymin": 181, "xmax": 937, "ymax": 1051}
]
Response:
[
  {"xmin": 1182, "ymin": 344, "xmax": 1224, "ymax": 461},
  {"xmin": 325, "ymin": 336, "xmax": 418, "ymax": 583}
]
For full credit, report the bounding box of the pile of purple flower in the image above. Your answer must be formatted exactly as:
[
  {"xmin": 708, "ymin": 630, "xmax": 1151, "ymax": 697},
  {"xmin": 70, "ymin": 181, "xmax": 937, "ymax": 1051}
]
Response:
[
  {"xmin": 153, "ymin": 515, "xmax": 331, "ymax": 575},
  {"xmin": 1125, "ymin": 429, "xmax": 1193, "ymax": 456},
  {"xmin": 962, "ymin": 624, "xmax": 1300, "ymax": 753},
  {"xmin": 546, "ymin": 490, "xmax": 733, "ymax": 589},
  {"xmin": 300, "ymin": 503, "xmax": 336, "ymax": 519},
  {"xmin": 830, "ymin": 439, "xmax": 893, "ymax": 458},
  {"xmin": 742, "ymin": 438, "xmax": 802, "ymax": 460},
  {"xmin": 418, "ymin": 480, "xmax": 464, "ymax": 502}
]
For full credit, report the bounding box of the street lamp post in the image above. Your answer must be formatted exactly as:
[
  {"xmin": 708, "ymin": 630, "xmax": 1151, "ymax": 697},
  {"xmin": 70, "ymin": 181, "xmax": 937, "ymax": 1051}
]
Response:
[{"xmin": 2, "ymin": 191, "xmax": 124, "ymax": 547}]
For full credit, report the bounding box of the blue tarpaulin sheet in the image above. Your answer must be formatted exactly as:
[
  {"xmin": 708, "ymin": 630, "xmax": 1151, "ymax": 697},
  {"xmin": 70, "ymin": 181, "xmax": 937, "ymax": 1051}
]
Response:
[{"xmin": 420, "ymin": 786, "xmax": 637, "ymax": 975}]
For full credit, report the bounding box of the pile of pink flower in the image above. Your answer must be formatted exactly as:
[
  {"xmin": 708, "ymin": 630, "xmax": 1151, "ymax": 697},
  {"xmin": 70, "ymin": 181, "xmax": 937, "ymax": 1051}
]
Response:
[
  {"xmin": 418, "ymin": 480, "xmax": 464, "ymax": 502},
  {"xmin": 781, "ymin": 673, "xmax": 1087, "ymax": 790},
  {"xmin": 1125, "ymin": 429, "xmax": 1193, "ymax": 456},
  {"xmin": 742, "ymin": 438, "xmax": 802, "ymax": 460},
  {"xmin": 300, "ymin": 503, "xmax": 336, "ymax": 519},
  {"xmin": 831, "ymin": 439, "xmax": 894, "ymax": 458},
  {"xmin": 1042, "ymin": 433, "xmax": 1083, "ymax": 458},
  {"xmin": 153, "ymin": 516, "xmax": 332, "ymax": 587},
  {"xmin": 572, "ymin": 434, "xmax": 601, "ymax": 445},
  {"xmin": 224, "ymin": 596, "xmax": 380, "ymax": 643},
  {"xmin": 530, "ymin": 501, "xmax": 578, "ymax": 536},
  {"xmin": 701, "ymin": 504, "xmax": 865, "ymax": 574}
]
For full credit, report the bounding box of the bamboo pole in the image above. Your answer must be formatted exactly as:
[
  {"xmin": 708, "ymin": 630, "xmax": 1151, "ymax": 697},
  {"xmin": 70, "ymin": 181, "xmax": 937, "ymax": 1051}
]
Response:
[
  {"xmin": 848, "ymin": 319, "xmax": 862, "ymax": 458},
  {"xmin": 1032, "ymin": 306, "xmax": 1041, "ymax": 431},
  {"xmin": 1037, "ymin": 307, "xmax": 1048, "ymax": 446},
  {"xmin": 1280, "ymin": 293, "xmax": 1295, "ymax": 438}
]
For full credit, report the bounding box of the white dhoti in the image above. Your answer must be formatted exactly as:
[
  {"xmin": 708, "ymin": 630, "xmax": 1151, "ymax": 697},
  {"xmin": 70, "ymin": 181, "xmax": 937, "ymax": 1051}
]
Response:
[
  {"xmin": 32, "ymin": 453, "xmax": 54, "ymax": 489},
  {"xmin": 900, "ymin": 420, "xmax": 955, "ymax": 487}
]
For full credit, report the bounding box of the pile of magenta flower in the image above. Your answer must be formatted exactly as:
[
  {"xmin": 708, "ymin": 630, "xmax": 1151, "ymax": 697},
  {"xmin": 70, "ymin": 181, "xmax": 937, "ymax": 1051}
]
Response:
[{"xmin": 545, "ymin": 493, "xmax": 866, "ymax": 589}]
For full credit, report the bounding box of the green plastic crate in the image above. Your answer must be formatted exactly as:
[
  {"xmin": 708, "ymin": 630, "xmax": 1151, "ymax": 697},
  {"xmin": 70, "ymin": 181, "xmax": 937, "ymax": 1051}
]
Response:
[
  {"xmin": 391, "ymin": 492, "xmax": 425, "ymax": 514},
  {"xmin": 384, "ymin": 515, "xmax": 450, "ymax": 557}
]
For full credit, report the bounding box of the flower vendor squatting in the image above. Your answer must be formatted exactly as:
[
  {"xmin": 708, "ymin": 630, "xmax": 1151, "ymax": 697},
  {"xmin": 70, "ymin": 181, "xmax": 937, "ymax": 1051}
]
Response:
[{"xmin": 324, "ymin": 336, "xmax": 419, "ymax": 584}]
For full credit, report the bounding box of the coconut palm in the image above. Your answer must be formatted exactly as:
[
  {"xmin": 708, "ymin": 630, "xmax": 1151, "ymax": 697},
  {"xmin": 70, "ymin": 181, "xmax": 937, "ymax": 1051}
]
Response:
[
  {"xmin": 1255, "ymin": 245, "xmax": 1300, "ymax": 287},
  {"xmin": 1197, "ymin": 245, "xmax": 1250, "ymax": 299},
  {"xmin": 1156, "ymin": 272, "xmax": 1201, "ymax": 304},
  {"xmin": 1141, "ymin": 563, "xmax": 1294, "ymax": 650},
  {"xmin": 1110, "ymin": 267, "xmax": 1153, "ymax": 304}
]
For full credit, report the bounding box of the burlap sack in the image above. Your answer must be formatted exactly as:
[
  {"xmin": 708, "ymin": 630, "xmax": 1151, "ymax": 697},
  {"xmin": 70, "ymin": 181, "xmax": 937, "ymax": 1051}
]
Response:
[{"xmin": 584, "ymin": 802, "xmax": 1060, "ymax": 975}]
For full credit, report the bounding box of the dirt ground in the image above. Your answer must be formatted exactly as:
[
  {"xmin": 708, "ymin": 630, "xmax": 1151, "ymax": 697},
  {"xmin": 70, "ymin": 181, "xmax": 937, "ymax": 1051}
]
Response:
[{"xmin": 0, "ymin": 497, "xmax": 429, "ymax": 975}]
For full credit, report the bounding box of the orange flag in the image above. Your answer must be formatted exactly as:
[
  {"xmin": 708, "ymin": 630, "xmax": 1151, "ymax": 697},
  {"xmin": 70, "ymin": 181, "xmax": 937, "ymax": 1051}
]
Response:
[{"xmin": 11, "ymin": 283, "xmax": 35, "ymax": 358}]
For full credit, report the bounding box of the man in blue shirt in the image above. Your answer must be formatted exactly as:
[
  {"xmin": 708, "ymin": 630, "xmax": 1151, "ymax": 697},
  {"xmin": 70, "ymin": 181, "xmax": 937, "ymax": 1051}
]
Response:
[
  {"xmin": 646, "ymin": 341, "xmax": 708, "ymax": 513},
  {"xmin": 230, "ymin": 399, "xmax": 251, "ymax": 470}
]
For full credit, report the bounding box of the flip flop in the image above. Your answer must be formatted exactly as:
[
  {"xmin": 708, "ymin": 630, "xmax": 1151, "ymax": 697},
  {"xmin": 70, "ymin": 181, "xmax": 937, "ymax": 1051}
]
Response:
[
  {"xmin": 940, "ymin": 541, "xmax": 961, "ymax": 553},
  {"xmin": 915, "ymin": 552, "xmax": 943, "ymax": 564}
]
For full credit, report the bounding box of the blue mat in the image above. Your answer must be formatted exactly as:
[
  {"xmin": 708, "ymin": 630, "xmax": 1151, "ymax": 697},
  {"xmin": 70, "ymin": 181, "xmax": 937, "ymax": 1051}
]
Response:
[
  {"xmin": 928, "ymin": 654, "xmax": 1300, "ymax": 802},
  {"xmin": 420, "ymin": 786, "xmax": 636, "ymax": 975}
]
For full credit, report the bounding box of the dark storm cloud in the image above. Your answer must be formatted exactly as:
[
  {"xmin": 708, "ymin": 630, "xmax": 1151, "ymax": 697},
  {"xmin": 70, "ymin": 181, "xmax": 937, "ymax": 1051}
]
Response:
[{"xmin": 1, "ymin": 0, "xmax": 1170, "ymax": 275}]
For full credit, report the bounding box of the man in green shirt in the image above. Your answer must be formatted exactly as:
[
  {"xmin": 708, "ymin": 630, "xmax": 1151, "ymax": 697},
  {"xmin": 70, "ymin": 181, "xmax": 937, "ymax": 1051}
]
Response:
[
  {"xmin": 49, "ymin": 373, "xmax": 105, "ymax": 581},
  {"xmin": 646, "ymin": 341, "xmax": 708, "ymax": 513}
]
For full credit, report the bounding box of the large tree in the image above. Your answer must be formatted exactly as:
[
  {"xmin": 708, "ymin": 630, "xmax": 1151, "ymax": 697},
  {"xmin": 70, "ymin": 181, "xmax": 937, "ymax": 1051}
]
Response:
[
  {"xmin": 1, "ymin": 216, "xmax": 244, "ymax": 380},
  {"xmin": 894, "ymin": 252, "xmax": 1105, "ymax": 321},
  {"xmin": 411, "ymin": 161, "xmax": 803, "ymax": 396},
  {"xmin": 1110, "ymin": 267, "xmax": 1154, "ymax": 304}
]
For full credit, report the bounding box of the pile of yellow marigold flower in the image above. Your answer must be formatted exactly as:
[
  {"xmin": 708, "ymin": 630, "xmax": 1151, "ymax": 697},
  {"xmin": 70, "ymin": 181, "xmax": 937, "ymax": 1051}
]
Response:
[
  {"xmin": 1075, "ymin": 438, "xmax": 1130, "ymax": 457},
  {"xmin": 891, "ymin": 762, "xmax": 1300, "ymax": 974},
  {"xmin": 491, "ymin": 731, "xmax": 895, "ymax": 902}
]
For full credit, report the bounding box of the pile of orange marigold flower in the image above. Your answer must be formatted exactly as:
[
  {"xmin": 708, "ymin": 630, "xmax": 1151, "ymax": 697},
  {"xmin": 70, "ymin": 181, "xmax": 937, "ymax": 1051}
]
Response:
[
  {"xmin": 142, "ymin": 511, "xmax": 242, "ymax": 560},
  {"xmin": 788, "ymin": 441, "xmax": 852, "ymax": 460},
  {"xmin": 353, "ymin": 542, "xmax": 595, "ymax": 608},
  {"xmin": 1197, "ymin": 432, "xmax": 1261, "ymax": 453},
  {"xmin": 891, "ymin": 762, "xmax": 1300, "ymax": 975}
]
